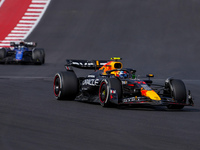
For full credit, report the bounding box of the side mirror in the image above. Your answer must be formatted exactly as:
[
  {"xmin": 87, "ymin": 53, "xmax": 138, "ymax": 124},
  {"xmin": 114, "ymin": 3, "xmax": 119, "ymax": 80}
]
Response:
[
  {"xmin": 146, "ymin": 74, "xmax": 154, "ymax": 80},
  {"xmin": 146, "ymin": 74, "xmax": 154, "ymax": 78}
]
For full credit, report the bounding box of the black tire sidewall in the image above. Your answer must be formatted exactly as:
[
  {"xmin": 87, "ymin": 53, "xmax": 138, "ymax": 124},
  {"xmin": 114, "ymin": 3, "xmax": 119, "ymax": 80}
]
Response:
[
  {"xmin": 53, "ymin": 71, "xmax": 78, "ymax": 100},
  {"xmin": 32, "ymin": 48, "xmax": 45, "ymax": 64},
  {"xmin": 0, "ymin": 48, "xmax": 6, "ymax": 59},
  {"xmin": 167, "ymin": 79, "xmax": 186, "ymax": 109},
  {"xmin": 99, "ymin": 79, "xmax": 110, "ymax": 107},
  {"xmin": 99, "ymin": 78, "xmax": 122, "ymax": 107},
  {"xmin": 53, "ymin": 73, "xmax": 62, "ymax": 99},
  {"xmin": 170, "ymin": 79, "xmax": 186, "ymax": 103}
]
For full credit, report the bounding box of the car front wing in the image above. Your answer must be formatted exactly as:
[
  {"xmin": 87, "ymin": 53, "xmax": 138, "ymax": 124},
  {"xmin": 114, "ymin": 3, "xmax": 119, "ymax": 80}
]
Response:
[{"xmin": 110, "ymin": 94, "xmax": 194, "ymax": 106}]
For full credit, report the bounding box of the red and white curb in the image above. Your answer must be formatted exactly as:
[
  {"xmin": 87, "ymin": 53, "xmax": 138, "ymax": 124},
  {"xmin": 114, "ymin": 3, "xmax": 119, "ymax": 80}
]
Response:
[
  {"xmin": 0, "ymin": 0, "xmax": 51, "ymax": 48},
  {"xmin": 0, "ymin": 0, "xmax": 5, "ymax": 7}
]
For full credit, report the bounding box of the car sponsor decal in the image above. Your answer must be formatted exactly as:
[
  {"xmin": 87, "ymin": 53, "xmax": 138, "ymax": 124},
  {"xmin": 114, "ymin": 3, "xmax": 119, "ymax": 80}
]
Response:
[
  {"xmin": 72, "ymin": 61, "xmax": 95, "ymax": 66},
  {"xmin": 82, "ymin": 79, "xmax": 99, "ymax": 86},
  {"xmin": 0, "ymin": 0, "xmax": 51, "ymax": 48},
  {"xmin": 87, "ymin": 75, "xmax": 95, "ymax": 78},
  {"xmin": 123, "ymin": 96, "xmax": 140, "ymax": 103}
]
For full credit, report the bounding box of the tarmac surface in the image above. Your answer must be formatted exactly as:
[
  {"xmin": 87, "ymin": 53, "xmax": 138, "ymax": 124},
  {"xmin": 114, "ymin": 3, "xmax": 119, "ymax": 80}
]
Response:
[{"xmin": 1, "ymin": 0, "xmax": 200, "ymax": 150}]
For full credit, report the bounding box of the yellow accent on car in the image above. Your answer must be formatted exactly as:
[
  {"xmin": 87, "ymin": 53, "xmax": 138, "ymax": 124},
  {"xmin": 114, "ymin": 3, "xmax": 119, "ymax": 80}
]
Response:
[
  {"xmin": 96, "ymin": 61, "xmax": 99, "ymax": 67},
  {"xmin": 145, "ymin": 91, "xmax": 161, "ymax": 100},
  {"xmin": 110, "ymin": 57, "xmax": 122, "ymax": 60},
  {"xmin": 148, "ymin": 74, "xmax": 154, "ymax": 77},
  {"xmin": 99, "ymin": 61, "xmax": 123, "ymax": 75}
]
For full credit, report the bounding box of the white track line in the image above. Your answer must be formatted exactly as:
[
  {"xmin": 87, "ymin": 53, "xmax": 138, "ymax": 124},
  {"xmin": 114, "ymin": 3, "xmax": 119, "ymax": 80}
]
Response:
[
  {"xmin": 25, "ymin": 13, "xmax": 41, "ymax": 15},
  {"xmin": 0, "ymin": 40, "xmax": 11, "ymax": 43},
  {"xmin": 19, "ymin": 20, "xmax": 37, "ymax": 23},
  {"xmin": 32, "ymin": 0, "xmax": 48, "ymax": 2},
  {"xmin": 0, "ymin": 0, "xmax": 5, "ymax": 7},
  {"xmin": 11, "ymin": 30, "xmax": 28, "ymax": 33},
  {"xmin": 30, "ymin": 4, "xmax": 45, "ymax": 7},
  {"xmin": 5, "ymin": 37, "xmax": 23, "ymax": 40},
  {"xmin": 22, "ymin": 16, "xmax": 39, "ymax": 19},
  {"xmin": 8, "ymin": 34, "xmax": 27, "ymax": 36},
  {"xmin": 17, "ymin": 24, "xmax": 33, "ymax": 27},
  {"xmin": 0, "ymin": 76, "xmax": 53, "ymax": 80},
  {"xmin": 27, "ymin": 9, "xmax": 43, "ymax": 11},
  {"xmin": 14, "ymin": 27, "xmax": 31, "ymax": 30}
]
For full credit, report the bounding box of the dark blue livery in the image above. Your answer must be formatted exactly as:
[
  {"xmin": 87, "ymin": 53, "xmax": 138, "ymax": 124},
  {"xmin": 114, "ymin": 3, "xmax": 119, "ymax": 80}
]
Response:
[{"xmin": 0, "ymin": 41, "xmax": 45, "ymax": 65}]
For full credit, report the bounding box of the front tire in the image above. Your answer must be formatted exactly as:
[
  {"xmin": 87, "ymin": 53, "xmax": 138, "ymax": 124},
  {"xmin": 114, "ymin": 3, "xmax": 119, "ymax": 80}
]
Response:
[
  {"xmin": 99, "ymin": 78, "xmax": 122, "ymax": 107},
  {"xmin": 53, "ymin": 71, "xmax": 78, "ymax": 100},
  {"xmin": 167, "ymin": 79, "xmax": 187, "ymax": 109}
]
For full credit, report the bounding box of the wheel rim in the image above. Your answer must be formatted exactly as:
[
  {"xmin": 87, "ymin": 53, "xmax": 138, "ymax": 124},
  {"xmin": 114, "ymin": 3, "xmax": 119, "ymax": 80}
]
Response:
[
  {"xmin": 54, "ymin": 75, "xmax": 60, "ymax": 97},
  {"xmin": 99, "ymin": 82, "xmax": 107, "ymax": 103}
]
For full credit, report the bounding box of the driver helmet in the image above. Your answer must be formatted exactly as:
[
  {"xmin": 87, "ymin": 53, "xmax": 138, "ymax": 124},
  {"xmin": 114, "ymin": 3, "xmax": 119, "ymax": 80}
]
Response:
[
  {"xmin": 119, "ymin": 71, "xmax": 128, "ymax": 79},
  {"xmin": 19, "ymin": 40, "xmax": 25, "ymax": 46},
  {"xmin": 19, "ymin": 40, "xmax": 25, "ymax": 49}
]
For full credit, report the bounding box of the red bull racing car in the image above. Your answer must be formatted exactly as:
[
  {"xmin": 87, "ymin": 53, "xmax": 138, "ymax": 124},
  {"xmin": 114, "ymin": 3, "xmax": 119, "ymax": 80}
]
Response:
[
  {"xmin": 0, "ymin": 41, "xmax": 45, "ymax": 65},
  {"xmin": 53, "ymin": 57, "xmax": 194, "ymax": 109}
]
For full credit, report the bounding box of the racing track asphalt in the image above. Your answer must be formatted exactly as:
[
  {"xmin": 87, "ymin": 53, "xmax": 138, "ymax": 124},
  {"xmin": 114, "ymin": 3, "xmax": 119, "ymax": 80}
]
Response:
[{"xmin": 0, "ymin": 0, "xmax": 200, "ymax": 150}]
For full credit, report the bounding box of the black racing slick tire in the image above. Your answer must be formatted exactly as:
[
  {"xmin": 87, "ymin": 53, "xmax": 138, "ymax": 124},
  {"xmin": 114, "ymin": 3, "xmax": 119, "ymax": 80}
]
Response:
[
  {"xmin": 53, "ymin": 71, "xmax": 79, "ymax": 100},
  {"xmin": 167, "ymin": 79, "xmax": 187, "ymax": 109},
  {"xmin": 0, "ymin": 48, "xmax": 6, "ymax": 59},
  {"xmin": 99, "ymin": 78, "xmax": 122, "ymax": 107},
  {"xmin": 32, "ymin": 48, "xmax": 45, "ymax": 65},
  {"xmin": 0, "ymin": 48, "xmax": 6, "ymax": 64}
]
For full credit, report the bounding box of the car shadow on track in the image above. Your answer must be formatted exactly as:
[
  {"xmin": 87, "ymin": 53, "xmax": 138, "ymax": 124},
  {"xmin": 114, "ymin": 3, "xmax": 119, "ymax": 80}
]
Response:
[
  {"xmin": 76, "ymin": 101, "xmax": 199, "ymax": 112},
  {"xmin": 119, "ymin": 105, "xmax": 199, "ymax": 112}
]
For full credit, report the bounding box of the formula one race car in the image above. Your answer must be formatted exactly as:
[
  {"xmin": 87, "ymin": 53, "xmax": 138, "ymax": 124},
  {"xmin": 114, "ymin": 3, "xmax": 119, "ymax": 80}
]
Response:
[
  {"xmin": 53, "ymin": 57, "xmax": 194, "ymax": 109},
  {"xmin": 0, "ymin": 41, "xmax": 45, "ymax": 65}
]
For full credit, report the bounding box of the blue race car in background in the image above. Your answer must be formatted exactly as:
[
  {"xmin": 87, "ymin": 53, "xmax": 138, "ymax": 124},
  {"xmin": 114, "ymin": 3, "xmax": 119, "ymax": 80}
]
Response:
[{"xmin": 0, "ymin": 41, "xmax": 45, "ymax": 65}]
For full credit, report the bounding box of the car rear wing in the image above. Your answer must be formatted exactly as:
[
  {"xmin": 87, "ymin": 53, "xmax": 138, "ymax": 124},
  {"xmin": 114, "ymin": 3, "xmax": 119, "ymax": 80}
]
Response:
[
  {"xmin": 10, "ymin": 41, "xmax": 37, "ymax": 47},
  {"xmin": 65, "ymin": 59, "xmax": 109, "ymax": 70}
]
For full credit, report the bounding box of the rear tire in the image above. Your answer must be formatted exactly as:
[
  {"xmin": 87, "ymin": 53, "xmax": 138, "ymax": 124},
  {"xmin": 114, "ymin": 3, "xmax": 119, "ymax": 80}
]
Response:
[
  {"xmin": 32, "ymin": 48, "xmax": 45, "ymax": 65},
  {"xmin": 53, "ymin": 71, "xmax": 79, "ymax": 100},
  {"xmin": 0, "ymin": 48, "xmax": 6, "ymax": 58},
  {"xmin": 99, "ymin": 78, "xmax": 122, "ymax": 107},
  {"xmin": 167, "ymin": 79, "xmax": 186, "ymax": 109}
]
